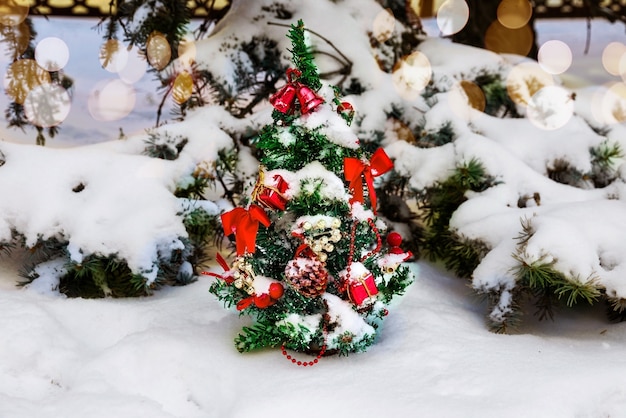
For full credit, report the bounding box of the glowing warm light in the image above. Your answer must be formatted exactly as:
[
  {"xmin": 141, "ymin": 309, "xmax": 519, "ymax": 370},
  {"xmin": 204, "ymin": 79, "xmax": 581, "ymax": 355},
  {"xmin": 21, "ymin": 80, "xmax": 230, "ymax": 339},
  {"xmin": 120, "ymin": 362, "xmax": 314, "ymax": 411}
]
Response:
[
  {"xmin": 0, "ymin": 0, "xmax": 28, "ymax": 26},
  {"xmin": 591, "ymin": 82, "xmax": 626, "ymax": 125},
  {"xmin": 372, "ymin": 8, "xmax": 396, "ymax": 43},
  {"xmin": 88, "ymin": 79, "xmax": 136, "ymax": 122},
  {"xmin": 35, "ymin": 37, "xmax": 70, "ymax": 72},
  {"xmin": 99, "ymin": 39, "xmax": 129, "ymax": 73},
  {"xmin": 172, "ymin": 71, "xmax": 193, "ymax": 104},
  {"xmin": 506, "ymin": 60, "xmax": 554, "ymax": 106},
  {"xmin": 146, "ymin": 32, "xmax": 172, "ymax": 71},
  {"xmin": 497, "ymin": 0, "xmax": 532, "ymax": 29},
  {"xmin": 119, "ymin": 45, "xmax": 147, "ymax": 84},
  {"xmin": 436, "ymin": 0, "xmax": 469, "ymax": 36},
  {"xmin": 177, "ymin": 35, "xmax": 197, "ymax": 69},
  {"xmin": 602, "ymin": 42, "xmax": 626, "ymax": 77},
  {"xmin": 526, "ymin": 85, "xmax": 574, "ymax": 130},
  {"xmin": 538, "ymin": 40, "xmax": 572, "ymax": 75},
  {"xmin": 392, "ymin": 51, "xmax": 432, "ymax": 100},
  {"xmin": 23, "ymin": 83, "xmax": 71, "ymax": 128},
  {"xmin": 484, "ymin": 21, "xmax": 534, "ymax": 56},
  {"xmin": 4, "ymin": 59, "xmax": 51, "ymax": 104}
]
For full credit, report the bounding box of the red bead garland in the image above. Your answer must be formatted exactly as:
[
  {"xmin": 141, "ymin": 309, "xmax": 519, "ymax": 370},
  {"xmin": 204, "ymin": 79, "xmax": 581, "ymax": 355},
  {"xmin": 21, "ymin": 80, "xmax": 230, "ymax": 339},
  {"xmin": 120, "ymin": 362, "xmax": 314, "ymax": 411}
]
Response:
[{"xmin": 281, "ymin": 344, "xmax": 326, "ymax": 367}]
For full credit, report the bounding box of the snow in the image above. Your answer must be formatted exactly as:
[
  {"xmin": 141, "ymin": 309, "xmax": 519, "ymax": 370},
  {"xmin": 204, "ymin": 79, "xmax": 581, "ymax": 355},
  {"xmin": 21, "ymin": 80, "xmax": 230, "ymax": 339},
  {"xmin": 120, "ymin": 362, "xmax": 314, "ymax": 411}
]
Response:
[{"xmin": 2, "ymin": 3, "xmax": 626, "ymax": 417}]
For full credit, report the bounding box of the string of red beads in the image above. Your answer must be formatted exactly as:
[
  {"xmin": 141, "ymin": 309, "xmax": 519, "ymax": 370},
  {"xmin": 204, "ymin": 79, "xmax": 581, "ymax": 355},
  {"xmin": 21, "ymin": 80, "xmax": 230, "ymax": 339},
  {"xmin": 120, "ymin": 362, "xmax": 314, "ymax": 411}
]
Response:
[{"xmin": 281, "ymin": 343, "xmax": 326, "ymax": 367}]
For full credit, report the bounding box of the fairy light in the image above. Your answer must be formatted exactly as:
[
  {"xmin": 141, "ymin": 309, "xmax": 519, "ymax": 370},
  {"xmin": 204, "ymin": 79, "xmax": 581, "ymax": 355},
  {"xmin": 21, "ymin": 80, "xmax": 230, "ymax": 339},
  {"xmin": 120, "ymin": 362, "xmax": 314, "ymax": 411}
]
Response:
[
  {"xmin": 146, "ymin": 32, "xmax": 171, "ymax": 71},
  {"xmin": 538, "ymin": 40, "xmax": 572, "ymax": 75},
  {"xmin": 602, "ymin": 42, "xmax": 626, "ymax": 77},
  {"xmin": 505, "ymin": 60, "xmax": 554, "ymax": 107},
  {"xmin": 87, "ymin": 79, "xmax": 136, "ymax": 122},
  {"xmin": 177, "ymin": 35, "xmax": 197, "ymax": 69},
  {"xmin": 0, "ymin": 0, "xmax": 28, "ymax": 26},
  {"xmin": 23, "ymin": 83, "xmax": 71, "ymax": 128},
  {"xmin": 392, "ymin": 51, "xmax": 432, "ymax": 100},
  {"xmin": 119, "ymin": 45, "xmax": 147, "ymax": 84},
  {"xmin": 4, "ymin": 59, "xmax": 51, "ymax": 104},
  {"xmin": 35, "ymin": 37, "xmax": 70, "ymax": 72},
  {"xmin": 372, "ymin": 8, "xmax": 396, "ymax": 43},
  {"xmin": 99, "ymin": 38, "xmax": 129, "ymax": 73},
  {"xmin": 497, "ymin": 0, "xmax": 532, "ymax": 29},
  {"xmin": 436, "ymin": 0, "xmax": 469, "ymax": 36},
  {"xmin": 484, "ymin": 20, "xmax": 534, "ymax": 56},
  {"xmin": 591, "ymin": 82, "xmax": 626, "ymax": 125},
  {"xmin": 526, "ymin": 85, "xmax": 574, "ymax": 130}
]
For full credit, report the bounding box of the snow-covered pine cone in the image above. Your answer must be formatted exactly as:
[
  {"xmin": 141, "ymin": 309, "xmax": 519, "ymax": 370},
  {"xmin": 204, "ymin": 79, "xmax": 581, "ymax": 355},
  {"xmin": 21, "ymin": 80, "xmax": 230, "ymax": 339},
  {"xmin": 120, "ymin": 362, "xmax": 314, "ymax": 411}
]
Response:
[{"xmin": 284, "ymin": 257, "xmax": 328, "ymax": 298}]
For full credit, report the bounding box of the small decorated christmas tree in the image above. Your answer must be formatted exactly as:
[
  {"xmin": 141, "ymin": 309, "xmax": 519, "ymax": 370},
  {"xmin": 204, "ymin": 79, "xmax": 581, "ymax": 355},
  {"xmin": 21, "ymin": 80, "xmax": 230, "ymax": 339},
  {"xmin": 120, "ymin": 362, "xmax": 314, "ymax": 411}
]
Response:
[{"xmin": 207, "ymin": 20, "xmax": 414, "ymax": 364}]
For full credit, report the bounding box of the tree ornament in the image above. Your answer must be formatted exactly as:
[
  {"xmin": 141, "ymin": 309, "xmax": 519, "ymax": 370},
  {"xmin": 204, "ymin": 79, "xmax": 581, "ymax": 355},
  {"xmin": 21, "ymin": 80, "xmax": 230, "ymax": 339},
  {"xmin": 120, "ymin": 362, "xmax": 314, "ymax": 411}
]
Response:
[
  {"xmin": 291, "ymin": 216, "xmax": 342, "ymax": 262},
  {"xmin": 284, "ymin": 255, "xmax": 329, "ymax": 298},
  {"xmin": 269, "ymin": 83, "xmax": 298, "ymax": 114},
  {"xmin": 252, "ymin": 168, "xmax": 289, "ymax": 211},
  {"xmin": 342, "ymin": 261, "xmax": 379, "ymax": 306},
  {"xmin": 220, "ymin": 204, "xmax": 271, "ymax": 255},
  {"xmin": 296, "ymin": 84, "xmax": 325, "ymax": 114},
  {"xmin": 344, "ymin": 148, "xmax": 394, "ymax": 214}
]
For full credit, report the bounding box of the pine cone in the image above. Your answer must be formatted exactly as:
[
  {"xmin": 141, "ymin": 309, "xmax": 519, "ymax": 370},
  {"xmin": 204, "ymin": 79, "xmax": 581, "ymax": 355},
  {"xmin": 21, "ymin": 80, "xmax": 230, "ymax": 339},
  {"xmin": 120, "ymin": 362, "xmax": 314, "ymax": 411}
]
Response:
[{"xmin": 284, "ymin": 257, "xmax": 328, "ymax": 297}]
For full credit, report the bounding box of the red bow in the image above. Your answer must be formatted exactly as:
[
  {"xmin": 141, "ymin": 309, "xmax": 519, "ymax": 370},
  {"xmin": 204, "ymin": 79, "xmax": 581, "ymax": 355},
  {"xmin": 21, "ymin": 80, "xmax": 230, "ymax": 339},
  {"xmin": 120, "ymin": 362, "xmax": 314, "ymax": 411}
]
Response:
[
  {"xmin": 344, "ymin": 148, "xmax": 393, "ymax": 214},
  {"xmin": 221, "ymin": 204, "xmax": 271, "ymax": 255}
]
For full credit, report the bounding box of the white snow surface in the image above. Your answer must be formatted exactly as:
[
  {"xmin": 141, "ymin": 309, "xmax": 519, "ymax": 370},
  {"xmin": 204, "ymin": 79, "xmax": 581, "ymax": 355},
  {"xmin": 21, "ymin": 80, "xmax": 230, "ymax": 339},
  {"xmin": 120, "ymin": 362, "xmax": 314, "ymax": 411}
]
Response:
[{"xmin": 1, "ymin": 3, "xmax": 626, "ymax": 416}]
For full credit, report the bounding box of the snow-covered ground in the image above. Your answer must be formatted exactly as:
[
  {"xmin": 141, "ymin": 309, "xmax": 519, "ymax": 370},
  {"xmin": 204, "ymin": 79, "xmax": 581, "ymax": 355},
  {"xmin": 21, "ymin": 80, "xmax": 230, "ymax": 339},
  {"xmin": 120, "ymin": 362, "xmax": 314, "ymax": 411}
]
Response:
[{"xmin": 2, "ymin": 11, "xmax": 626, "ymax": 418}]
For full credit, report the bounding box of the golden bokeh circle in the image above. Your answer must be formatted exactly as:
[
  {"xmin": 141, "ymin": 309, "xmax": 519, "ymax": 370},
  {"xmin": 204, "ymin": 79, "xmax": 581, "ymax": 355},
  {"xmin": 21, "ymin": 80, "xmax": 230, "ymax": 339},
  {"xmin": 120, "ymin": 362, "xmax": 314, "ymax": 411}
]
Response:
[
  {"xmin": 602, "ymin": 42, "xmax": 626, "ymax": 77},
  {"xmin": 172, "ymin": 71, "xmax": 193, "ymax": 104},
  {"xmin": 505, "ymin": 60, "xmax": 554, "ymax": 107},
  {"xmin": 99, "ymin": 39, "xmax": 129, "ymax": 73},
  {"xmin": 4, "ymin": 59, "xmax": 51, "ymax": 105},
  {"xmin": 391, "ymin": 51, "xmax": 432, "ymax": 101},
  {"xmin": 372, "ymin": 8, "xmax": 396, "ymax": 43},
  {"xmin": 147, "ymin": 32, "xmax": 172, "ymax": 71},
  {"xmin": 484, "ymin": 21, "xmax": 534, "ymax": 56},
  {"xmin": 497, "ymin": 0, "xmax": 532, "ymax": 29},
  {"xmin": 436, "ymin": 0, "xmax": 470, "ymax": 36},
  {"xmin": 0, "ymin": 0, "xmax": 29, "ymax": 26}
]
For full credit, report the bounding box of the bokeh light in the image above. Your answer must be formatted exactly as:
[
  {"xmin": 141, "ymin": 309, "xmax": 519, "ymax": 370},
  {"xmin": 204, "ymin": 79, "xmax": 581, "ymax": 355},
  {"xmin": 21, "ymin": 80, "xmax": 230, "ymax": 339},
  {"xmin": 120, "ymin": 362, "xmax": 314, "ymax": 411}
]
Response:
[
  {"xmin": 99, "ymin": 39, "xmax": 129, "ymax": 73},
  {"xmin": 591, "ymin": 82, "xmax": 626, "ymax": 125},
  {"xmin": 391, "ymin": 51, "xmax": 432, "ymax": 100},
  {"xmin": 448, "ymin": 80, "xmax": 486, "ymax": 120},
  {"xmin": 23, "ymin": 83, "xmax": 71, "ymax": 128},
  {"xmin": 602, "ymin": 42, "xmax": 626, "ymax": 77},
  {"xmin": 172, "ymin": 71, "xmax": 193, "ymax": 104},
  {"xmin": 4, "ymin": 59, "xmax": 51, "ymax": 104},
  {"xmin": 88, "ymin": 79, "xmax": 136, "ymax": 122},
  {"xmin": 35, "ymin": 37, "xmax": 70, "ymax": 72},
  {"xmin": 372, "ymin": 8, "xmax": 395, "ymax": 43},
  {"xmin": 526, "ymin": 85, "xmax": 574, "ymax": 130},
  {"xmin": 146, "ymin": 32, "xmax": 172, "ymax": 71},
  {"xmin": 177, "ymin": 35, "xmax": 197, "ymax": 69},
  {"xmin": 0, "ymin": 20, "xmax": 30, "ymax": 61},
  {"xmin": 436, "ymin": 0, "xmax": 469, "ymax": 36},
  {"xmin": 0, "ymin": 0, "xmax": 29, "ymax": 26},
  {"xmin": 497, "ymin": 0, "xmax": 532, "ymax": 29},
  {"xmin": 506, "ymin": 60, "xmax": 554, "ymax": 107},
  {"xmin": 538, "ymin": 40, "xmax": 572, "ymax": 75},
  {"xmin": 484, "ymin": 21, "xmax": 534, "ymax": 56},
  {"xmin": 119, "ymin": 45, "xmax": 147, "ymax": 84}
]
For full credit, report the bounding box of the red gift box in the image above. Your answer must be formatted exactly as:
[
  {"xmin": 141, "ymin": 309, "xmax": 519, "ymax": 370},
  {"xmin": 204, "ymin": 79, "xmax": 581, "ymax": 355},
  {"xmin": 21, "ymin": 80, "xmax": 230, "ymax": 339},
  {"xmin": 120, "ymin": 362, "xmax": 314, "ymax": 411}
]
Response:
[
  {"xmin": 348, "ymin": 272, "xmax": 378, "ymax": 305},
  {"xmin": 254, "ymin": 173, "xmax": 288, "ymax": 211}
]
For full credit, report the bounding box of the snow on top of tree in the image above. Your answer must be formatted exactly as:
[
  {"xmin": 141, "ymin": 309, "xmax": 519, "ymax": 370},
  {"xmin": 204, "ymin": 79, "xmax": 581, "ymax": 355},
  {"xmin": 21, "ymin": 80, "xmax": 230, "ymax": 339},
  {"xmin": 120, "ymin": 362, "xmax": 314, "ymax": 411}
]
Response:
[{"xmin": 270, "ymin": 161, "xmax": 350, "ymax": 202}]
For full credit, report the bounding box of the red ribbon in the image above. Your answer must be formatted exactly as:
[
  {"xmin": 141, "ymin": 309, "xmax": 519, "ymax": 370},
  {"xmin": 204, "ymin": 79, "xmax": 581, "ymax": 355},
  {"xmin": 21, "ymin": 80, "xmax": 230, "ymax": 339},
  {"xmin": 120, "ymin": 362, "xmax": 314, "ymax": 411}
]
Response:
[
  {"xmin": 344, "ymin": 148, "xmax": 394, "ymax": 213},
  {"xmin": 221, "ymin": 204, "xmax": 271, "ymax": 255},
  {"xmin": 201, "ymin": 252, "xmax": 234, "ymax": 283}
]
